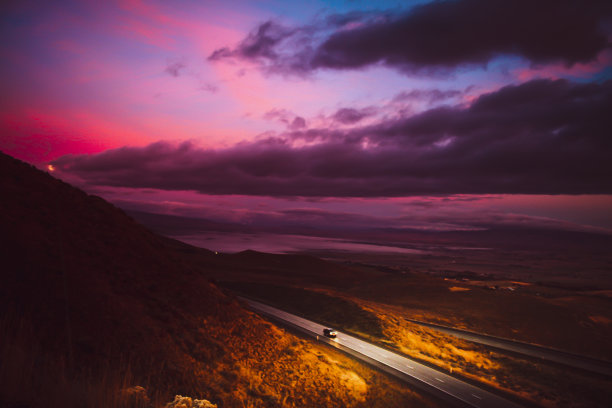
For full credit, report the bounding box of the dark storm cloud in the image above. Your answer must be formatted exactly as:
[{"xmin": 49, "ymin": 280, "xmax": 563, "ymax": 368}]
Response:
[
  {"xmin": 209, "ymin": 0, "xmax": 612, "ymax": 74},
  {"xmin": 53, "ymin": 79, "xmax": 612, "ymax": 196},
  {"xmin": 208, "ymin": 20, "xmax": 314, "ymax": 75}
]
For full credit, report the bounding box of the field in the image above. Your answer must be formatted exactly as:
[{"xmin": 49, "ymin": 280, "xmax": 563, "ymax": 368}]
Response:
[{"xmin": 214, "ymin": 242, "xmax": 612, "ymax": 408}]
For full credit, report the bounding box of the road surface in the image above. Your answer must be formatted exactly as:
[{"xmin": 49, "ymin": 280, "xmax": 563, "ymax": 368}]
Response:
[
  {"xmin": 405, "ymin": 318, "xmax": 612, "ymax": 377},
  {"xmin": 241, "ymin": 297, "xmax": 524, "ymax": 408}
]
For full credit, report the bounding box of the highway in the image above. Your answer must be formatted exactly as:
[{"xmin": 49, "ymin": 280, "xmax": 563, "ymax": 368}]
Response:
[
  {"xmin": 405, "ymin": 318, "xmax": 612, "ymax": 377},
  {"xmin": 241, "ymin": 297, "xmax": 524, "ymax": 408}
]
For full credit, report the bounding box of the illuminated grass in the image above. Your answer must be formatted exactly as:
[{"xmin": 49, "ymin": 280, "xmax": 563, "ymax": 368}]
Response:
[
  {"xmin": 222, "ymin": 282, "xmax": 612, "ymax": 408},
  {"xmin": 0, "ymin": 307, "xmax": 440, "ymax": 408}
]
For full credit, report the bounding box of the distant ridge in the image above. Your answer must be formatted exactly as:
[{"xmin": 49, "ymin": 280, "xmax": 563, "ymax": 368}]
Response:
[
  {"xmin": 126, "ymin": 209, "xmax": 244, "ymax": 235},
  {"xmin": 127, "ymin": 208, "xmax": 612, "ymax": 252}
]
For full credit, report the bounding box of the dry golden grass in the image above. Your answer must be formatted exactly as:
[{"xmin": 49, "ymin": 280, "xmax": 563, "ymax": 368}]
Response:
[
  {"xmin": 166, "ymin": 395, "xmax": 217, "ymax": 407},
  {"xmin": 588, "ymin": 315, "xmax": 612, "ymax": 325},
  {"xmin": 447, "ymin": 286, "xmax": 471, "ymax": 292},
  {"xmin": 380, "ymin": 317, "xmax": 498, "ymax": 372},
  {"xmin": 354, "ymin": 299, "xmax": 612, "ymax": 408},
  {"xmin": 198, "ymin": 312, "xmax": 442, "ymax": 408},
  {"xmin": 229, "ymin": 282, "xmax": 611, "ymax": 408},
  {"xmin": 0, "ymin": 307, "xmax": 443, "ymax": 408}
]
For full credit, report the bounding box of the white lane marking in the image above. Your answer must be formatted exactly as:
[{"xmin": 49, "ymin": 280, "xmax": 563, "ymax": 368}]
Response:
[
  {"xmin": 406, "ymin": 365, "xmax": 414, "ymax": 369},
  {"xmin": 435, "ymin": 378, "xmax": 444, "ymax": 383},
  {"xmin": 471, "ymin": 393, "xmax": 483, "ymax": 400}
]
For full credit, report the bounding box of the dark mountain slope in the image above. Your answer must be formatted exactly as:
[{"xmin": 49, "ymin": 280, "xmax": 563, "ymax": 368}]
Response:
[
  {"xmin": 0, "ymin": 152, "xmax": 243, "ymax": 399},
  {"xmin": 0, "ymin": 152, "xmax": 434, "ymax": 408}
]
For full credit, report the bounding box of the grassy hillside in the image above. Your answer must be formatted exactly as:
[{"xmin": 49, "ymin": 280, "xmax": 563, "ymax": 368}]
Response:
[{"xmin": 0, "ymin": 152, "xmax": 440, "ymax": 408}]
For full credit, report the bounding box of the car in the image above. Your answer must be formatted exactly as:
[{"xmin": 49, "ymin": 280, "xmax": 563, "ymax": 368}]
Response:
[{"xmin": 323, "ymin": 328, "xmax": 337, "ymax": 338}]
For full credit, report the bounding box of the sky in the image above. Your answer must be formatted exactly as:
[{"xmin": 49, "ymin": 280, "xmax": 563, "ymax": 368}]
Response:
[{"xmin": 1, "ymin": 0, "xmax": 612, "ymax": 234}]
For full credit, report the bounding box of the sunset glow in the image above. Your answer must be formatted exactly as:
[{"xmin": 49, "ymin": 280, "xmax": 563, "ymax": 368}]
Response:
[{"xmin": 1, "ymin": 0, "xmax": 611, "ymax": 233}]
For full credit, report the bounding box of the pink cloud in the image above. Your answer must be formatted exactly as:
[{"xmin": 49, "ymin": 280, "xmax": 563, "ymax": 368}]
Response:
[{"xmin": 513, "ymin": 49, "xmax": 612, "ymax": 82}]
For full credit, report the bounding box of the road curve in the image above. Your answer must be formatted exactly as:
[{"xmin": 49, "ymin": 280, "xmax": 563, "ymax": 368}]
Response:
[
  {"xmin": 241, "ymin": 297, "xmax": 524, "ymax": 408},
  {"xmin": 405, "ymin": 318, "xmax": 612, "ymax": 377}
]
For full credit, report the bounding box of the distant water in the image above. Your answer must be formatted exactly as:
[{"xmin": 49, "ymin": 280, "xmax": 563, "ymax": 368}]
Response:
[{"xmin": 172, "ymin": 232, "xmax": 425, "ymax": 255}]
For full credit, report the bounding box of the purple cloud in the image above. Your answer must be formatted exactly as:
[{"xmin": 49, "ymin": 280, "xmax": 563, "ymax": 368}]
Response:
[
  {"xmin": 264, "ymin": 108, "xmax": 307, "ymax": 130},
  {"xmin": 263, "ymin": 108, "xmax": 292, "ymax": 123},
  {"xmin": 332, "ymin": 107, "xmax": 376, "ymax": 125},
  {"xmin": 290, "ymin": 116, "xmax": 306, "ymax": 130},
  {"xmin": 164, "ymin": 61, "xmax": 186, "ymax": 77},
  {"xmin": 209, "ymin": 20, "xmax": 315, "ymax": 76},
  {"xmin": 210, "ymin": 0, "xmax": 612, "ymax": 75},
  {"xmin": 209, "ymin": 21, "xmax": 294, "ymax": 61},
  {"xmin": 392, "ymin": 88, "xmax": 466, "ymax": 104},
  {"xmin": 199, "ymin": 83, "xmax": 219, "ymax": 93},
  {"xmin": 53, "ymin": 79, "xmax": 612, "ymax": 197}
]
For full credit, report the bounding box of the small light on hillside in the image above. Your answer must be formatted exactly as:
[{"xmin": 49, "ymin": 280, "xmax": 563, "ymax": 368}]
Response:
[{"xmin": 47, "ymin": 164, "xmax": 56, "ymax": 172}]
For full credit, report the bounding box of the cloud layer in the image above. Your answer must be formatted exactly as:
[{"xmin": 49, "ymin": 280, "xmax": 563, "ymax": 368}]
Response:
[
  {"xmin": 53, "ymin": 79, "xmax": 612, "ymax": 197},
  {"xmin": 209, "ymin": 0, "xmax": 612, "ymax": 74}
]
